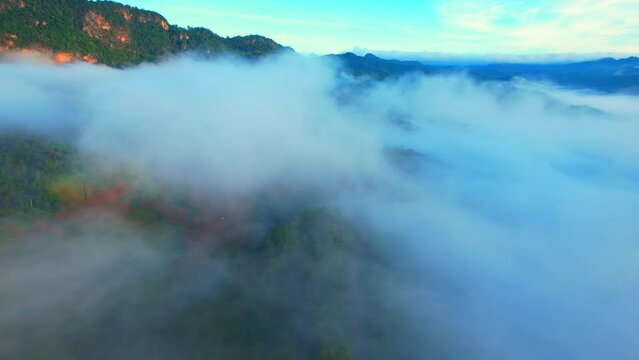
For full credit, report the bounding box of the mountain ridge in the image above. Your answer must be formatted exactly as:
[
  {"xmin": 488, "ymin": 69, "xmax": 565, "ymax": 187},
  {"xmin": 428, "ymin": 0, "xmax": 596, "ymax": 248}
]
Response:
[
  {"xmin": 329, "ymin": 51, "xmax": 639, "ymax": 93},
  {"xmin": 0, "ymin": 0, "xmax": 291, "ymax": 66}
]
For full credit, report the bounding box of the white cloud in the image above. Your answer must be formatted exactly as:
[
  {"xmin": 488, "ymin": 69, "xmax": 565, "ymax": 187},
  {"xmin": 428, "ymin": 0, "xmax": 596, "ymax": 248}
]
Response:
[{"xmin": 436, "ymin": 0, "xmax": 639, "ymax": 54}]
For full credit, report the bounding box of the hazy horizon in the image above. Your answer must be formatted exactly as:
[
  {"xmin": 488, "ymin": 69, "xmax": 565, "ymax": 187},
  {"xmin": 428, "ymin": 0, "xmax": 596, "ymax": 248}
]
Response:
[{"xmin": 118, "ymin": 0, "xmax": 639, "ymax": 59}]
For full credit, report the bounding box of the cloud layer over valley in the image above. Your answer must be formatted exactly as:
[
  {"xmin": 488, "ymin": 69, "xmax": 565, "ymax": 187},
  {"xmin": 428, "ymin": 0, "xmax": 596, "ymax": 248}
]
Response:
[{"xmin": 1, "ymin": 54, "xmax": 638, "ymax": 359}]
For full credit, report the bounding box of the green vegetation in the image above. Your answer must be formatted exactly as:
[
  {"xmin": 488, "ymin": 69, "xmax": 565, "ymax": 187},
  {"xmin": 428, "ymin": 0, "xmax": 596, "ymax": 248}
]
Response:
[
  {"xmin": 0, "ymin": 132, "xmax": 76, "ymax": 217},
  {"xmin": 0, "ymin": 0, "xmax": 288, "ymax": 66}
]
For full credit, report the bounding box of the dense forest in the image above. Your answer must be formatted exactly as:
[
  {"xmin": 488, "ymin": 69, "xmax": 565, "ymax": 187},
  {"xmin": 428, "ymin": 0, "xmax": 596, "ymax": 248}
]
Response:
[{"xmin": 0, "ymin": 0, "xmax": 289, "ymax": 66}]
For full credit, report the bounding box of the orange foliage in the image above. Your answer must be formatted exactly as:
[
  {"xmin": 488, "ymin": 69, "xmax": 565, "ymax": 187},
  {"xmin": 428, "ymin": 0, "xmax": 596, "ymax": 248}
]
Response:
[
  {"xmin": 53, "ymin": 52, "xmax": 74, "ymax": 64},
  {"xmin": 116, "ymin": 33, "xmax": 129, "ymax": 44}
]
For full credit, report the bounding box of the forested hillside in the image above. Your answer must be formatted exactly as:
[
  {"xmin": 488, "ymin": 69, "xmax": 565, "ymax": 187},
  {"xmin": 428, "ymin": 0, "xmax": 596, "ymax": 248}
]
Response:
[{"xmin": 0, "ymin": 0, "xmax": 289, "ymax": 66}]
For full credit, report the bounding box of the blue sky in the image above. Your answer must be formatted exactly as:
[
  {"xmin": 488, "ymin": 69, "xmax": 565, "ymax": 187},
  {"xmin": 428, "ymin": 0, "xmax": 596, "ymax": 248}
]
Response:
[{"xmin": 120, "ymin": 0, "xmax": 639, "ymax": 56}]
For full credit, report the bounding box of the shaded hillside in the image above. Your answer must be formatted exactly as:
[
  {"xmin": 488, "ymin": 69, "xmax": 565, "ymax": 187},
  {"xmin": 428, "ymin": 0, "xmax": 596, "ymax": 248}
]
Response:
[{"xmin": 0, "ymin": 0, "xmax": 289, "ymax": 66}]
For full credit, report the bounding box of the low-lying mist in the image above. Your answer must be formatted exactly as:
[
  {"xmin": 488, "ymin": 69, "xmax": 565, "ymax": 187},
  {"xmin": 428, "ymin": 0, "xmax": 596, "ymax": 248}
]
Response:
[{"xmin": 1, "ymin": 54, "xmax": 638, "ymax": 359}]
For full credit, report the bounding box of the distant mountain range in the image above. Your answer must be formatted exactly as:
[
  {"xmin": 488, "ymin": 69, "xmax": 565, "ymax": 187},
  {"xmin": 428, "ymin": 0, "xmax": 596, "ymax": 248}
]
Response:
[
  {"xmin": 461, "ymin": 57, "xmax": 639, "ymax": 93},
  {"xmin": 330, "ymin": 52, "xmax": 639, "ymax": 94},
  {"xmin": 0, "ymin": 0, "xmax": 289, "ymax": 66}
]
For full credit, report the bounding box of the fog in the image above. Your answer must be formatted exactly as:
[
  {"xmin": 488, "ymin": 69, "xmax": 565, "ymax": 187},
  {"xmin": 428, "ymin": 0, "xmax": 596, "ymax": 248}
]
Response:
[{"xmin": 1, "ymin": 54, "xmax": 638, "ymax": 359}]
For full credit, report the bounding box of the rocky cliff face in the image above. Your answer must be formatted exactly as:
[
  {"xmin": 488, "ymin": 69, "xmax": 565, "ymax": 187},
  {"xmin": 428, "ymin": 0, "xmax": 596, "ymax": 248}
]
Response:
[{"xmin": 0, "ymin": 33, "xmax": 16, "ymax": 50}]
